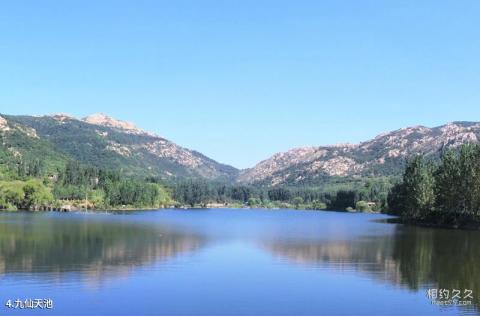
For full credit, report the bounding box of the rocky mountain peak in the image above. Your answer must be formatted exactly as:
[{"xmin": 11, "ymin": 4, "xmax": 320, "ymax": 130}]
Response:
[
  {"xmin": 239, "ymin": 121, "xmax": 480, "ymax": 185},
  {"xmin": 82, "ymin": 113, "xmax": 154, "ymax": 136}
]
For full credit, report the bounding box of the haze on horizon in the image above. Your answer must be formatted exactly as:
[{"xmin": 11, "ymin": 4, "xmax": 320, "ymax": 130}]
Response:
[{"xmin": 1, "ymin": 1, "xmax": 480, "ymax": 168}]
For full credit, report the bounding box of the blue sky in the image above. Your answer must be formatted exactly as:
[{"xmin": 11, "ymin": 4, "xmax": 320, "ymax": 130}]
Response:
[{"xmin": 1, "ymin": 1, "xmax": 479, "ymax": 168}]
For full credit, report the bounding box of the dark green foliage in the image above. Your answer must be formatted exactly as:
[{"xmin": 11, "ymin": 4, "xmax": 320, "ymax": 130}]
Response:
[
  {"xmin": 172, "ymin": 181, "xmax": 260, "ymax": 206},
  {"xmin": 402, "ymin": 156, "xmax": 436, "ymax": 219},
  {"xmin": 387, "ymin": 183, "xmax": 405, "ymax": 215},
  {"xmin": 267, "ymin": 188, "xmax": 291, "ymax": 201},
  {"xmin": 434, "ymin": 145, "xmax": 480, "ymax": 218},
  {"xmin": 0, "ymin": 127, "xmax": 68, "ymax": 176},
  {"xmin": 173, "ymin": 180, "xmax": 211, "ymax": 207},
  {"xmin": 328, "ymin": 190, "xmax": 356, "ymax": 210},
  {"xmin": 434, "ymin": 149, "xmax": 461, "ymax": 216},
  {"xmin": 386, "ymin": 157, "xmax": 434, "ymax": 218},
  {"xmin": 17, "ymin": 159, "xmax": 45, "ymax": 178},
  {"xmin": 388, "ymin": 144, "xmax": 480, "ymax": 225},
  {"xmin": 102, "ymin": 179, "xmax": 163, "ymax": 207},
  {"xmin": 171, "ymin": 177, "xmax": 392, "ymax": 211},
  {"xmin": 54, "ymin": 161, "xmax": 169, "ymax": 208},
  {"xmin": 229, "ymin": 186, "xmax": 254, "ymax": 202}
]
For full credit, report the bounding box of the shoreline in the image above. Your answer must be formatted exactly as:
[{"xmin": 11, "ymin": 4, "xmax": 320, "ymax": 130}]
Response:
[
  {"xmin": 385, "ymin": 216, "xmax": 480, "ymax": 231},
  {"xmin": 2, "ymin": 205, "xmax": 381, "ymax": 214},
  {"xmin": 7, "ymin": 206, "xmax": 480, "ymax": 231}
]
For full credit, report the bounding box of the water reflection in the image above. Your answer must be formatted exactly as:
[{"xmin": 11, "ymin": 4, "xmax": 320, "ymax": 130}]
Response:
[
  {"xmin": 261, "ymin": 224, "xmax": 480, "ymax": 312},
  {"xmin": 392, "ymin": 226, "xmax": 480, "ymax": 307},
  {"xmin": 1, "ymin": 210, "xmax": 479, "ymax": 315},
  {"xmin": 0, "ymin": 212, "xmax": 207, "ymax": 280}
]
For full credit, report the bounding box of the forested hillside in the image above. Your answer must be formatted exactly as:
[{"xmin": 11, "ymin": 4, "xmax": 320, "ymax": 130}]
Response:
[
  {"xmin": 3, "ymin": 113, "xmax": 239, "ymax": 181},
  {"xmin": 3, "ymin": 113, "xmax": 480, "ymax": 213},
  {"xmin": 0, "ymin": 154, "xmax": 172, "ymax": 211},
  {"xmin": 0, "ymin": 115, "xmax": 172, "ymax": 210}
]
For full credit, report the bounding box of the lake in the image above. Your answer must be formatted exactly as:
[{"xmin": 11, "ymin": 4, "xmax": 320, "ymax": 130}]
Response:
[{"xmin": 0, "ymin": 209, "xmax": 478, "ymax": 316}]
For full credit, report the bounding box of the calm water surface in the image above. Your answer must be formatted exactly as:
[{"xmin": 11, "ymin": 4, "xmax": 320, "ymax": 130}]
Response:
[{"xmin": 0, "ymin": 209, "xmax": 478, "ymax": 315}]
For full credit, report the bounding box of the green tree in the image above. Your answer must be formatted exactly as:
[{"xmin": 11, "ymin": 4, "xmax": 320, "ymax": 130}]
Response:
[
  {"xmin": 402, "ymin": 156, "xmax": 436, "ymax": 219},
  {"xmin": 312, "ymin": 200, "xmax": 327, "ymax": 210},
  {"xmin": 387, "ymin": 182, "xmax": 405, "ymax": 215},
  {"xmin": 328, "ymin": 190, "xmax": 356, "ymax": 210},
  {"xmin": 434, "ymin": 149, "xmax": 460, "ymax": 217},
  {"xmin": 292, "ymin": 197, "xmax": 304, "ymax": 209},
  {"xmin": 0, "ymin": 181, "xmax": 25, "ymax": 208},
  {"xmin": 355, "ymin": 200, "xmax": 371, "ymax": 212},
  {"xmin": 22, "ymin": 180, "xmax": 54, "ymax": 210},
  {"xmin": 435, "ymin": 145, "xmax": 480, "ymax": 219},
  {"xmin": 247, "ymin": 198, "xmax": 261, "ymax": 207}
]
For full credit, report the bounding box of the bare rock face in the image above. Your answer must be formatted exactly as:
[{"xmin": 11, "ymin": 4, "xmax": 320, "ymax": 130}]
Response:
[
  {"xmin": 239, "ymin": 122, "xmax": 480, "ymax": 185},
  {"xmin": 127, "ymin": 139, "xmax": 232, "ymax": 179},
  {"xmin": 50, "ymin": 113, "xmax": 75, "ymax": 122},
  {"xmin": 0, "ymin": 115, "xmax": 8, "ymax": 131},
  {"xmin": 82, "ymin": 113, "xmax": 154, "ymax": 136},
  {"xmin": 238, "ymin": 147, "xmax": 326, "ymax": 183},
  {"xmin": 80, "ymin": 113, "xmax": 238, "ymax": 179},
  {"xmin": 17, "ymin": 125, "xmax": 39, "ymax": 138},
  {"xmin": 0, "ymin": 115, "xmax": 38, "ymax": 138},
  {"xmin": 106, "ymin": 141, "xmax": 132, "ymax": 157}
]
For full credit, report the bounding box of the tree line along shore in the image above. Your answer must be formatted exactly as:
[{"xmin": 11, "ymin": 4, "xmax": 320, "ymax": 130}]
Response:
[
  {"xmin": 2, "ymin": 144, "xmax": 480, "ymax": 230},
  {"xmin": 0, "ymin": 159, "xmax": 390, "ymax": 213}
]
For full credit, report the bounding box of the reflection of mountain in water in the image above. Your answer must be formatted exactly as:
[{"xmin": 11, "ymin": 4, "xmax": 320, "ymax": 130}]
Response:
[
  {"xmin": 261, "ymin": 225, "xmax": 480, "ymax": 311},
  {"xmin": 0, "ymin": 213, "xmax": 207, "ymax": 279}
]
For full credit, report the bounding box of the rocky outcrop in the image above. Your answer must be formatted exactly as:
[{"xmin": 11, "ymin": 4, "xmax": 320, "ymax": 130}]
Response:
[
  {"xmin": 82, "ymin": 113, "xmax": 155, "ymax": 136},
  {"xmin": 0, "ymin": 115, "xmax": 9, "ymax": 131},
  {"xmin": 50, "ymin": 113, "xmax": 75, "ymax": 122},
  {"xmin": 239, "ymin": 122, "xmax": 480, "ymax": 185}
]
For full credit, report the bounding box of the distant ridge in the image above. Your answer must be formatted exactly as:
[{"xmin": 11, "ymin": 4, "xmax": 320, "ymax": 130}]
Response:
[
  {"xmin": 1, "ymin": 113, "xmax": 479, "ymax": 186},
  {"xmin": 238, "ymin": 122, "xmax": 480, "ymax": 185}
]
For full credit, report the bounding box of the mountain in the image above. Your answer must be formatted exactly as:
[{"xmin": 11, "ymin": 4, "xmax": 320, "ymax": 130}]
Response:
[
  {"xmin": 3, "ymin": 114, "xmax": 479, "ymax": 186},
  {"xmin": 0, "ymin": 115, "xmax": 69, "ymax": 173},
  {"xmin": 0, "ymin": 113, "xmax": 238, "ymax": 181},
  {"xmin": 238, "ymin": 122, "xmax": 480, "ymax": 186}
]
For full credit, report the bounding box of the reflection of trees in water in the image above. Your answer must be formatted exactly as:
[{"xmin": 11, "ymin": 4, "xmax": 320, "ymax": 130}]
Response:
[
  {"xmin": 0, "ymin": 215, "xmax": 207, "ymax": 278},
  {"xmin": 261, "ymin": 237, "xmax": 403, "ymax": 286},
  {"xmin": 392, "ymin": 226, "xmax": 480, "ymax": 310},
  {"xmin": 261, "ymin": 225, "xmax": 480, "ymax": 311}
]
